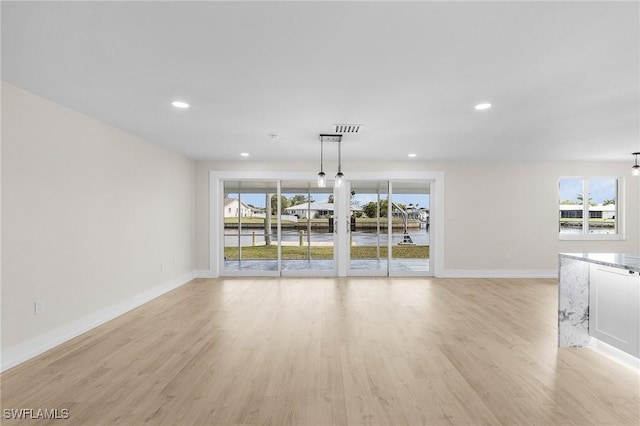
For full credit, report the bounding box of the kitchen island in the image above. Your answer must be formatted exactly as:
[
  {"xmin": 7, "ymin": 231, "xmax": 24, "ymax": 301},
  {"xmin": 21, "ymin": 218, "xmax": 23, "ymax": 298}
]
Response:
[{"xmin": 558, "ymin": 253, "xmax": 640, "ymax": 358}]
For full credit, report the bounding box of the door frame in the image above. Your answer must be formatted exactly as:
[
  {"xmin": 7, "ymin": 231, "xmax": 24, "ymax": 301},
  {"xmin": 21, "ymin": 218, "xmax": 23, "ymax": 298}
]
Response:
[{"xmin": 209, "ymin": 170, "xmax": 444, "ymax": 277}]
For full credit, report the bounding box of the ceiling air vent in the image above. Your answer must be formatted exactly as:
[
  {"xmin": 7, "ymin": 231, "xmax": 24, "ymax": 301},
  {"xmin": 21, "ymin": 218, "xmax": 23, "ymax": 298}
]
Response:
[{"xmin": 334, "ymin": 124, "xmax": 362, "ymax": 133}]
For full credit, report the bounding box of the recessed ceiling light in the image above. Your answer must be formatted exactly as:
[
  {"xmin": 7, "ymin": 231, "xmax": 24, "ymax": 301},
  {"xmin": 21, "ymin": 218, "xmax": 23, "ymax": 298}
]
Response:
[
  {"xmin": 240, "ymin": 152, "xmax": 250, "ymax": 157},
  {"xmin": 408, "ymin": 153, "xmax": 417, "ymax": 158},
  {"xmin": 475, "ymin": 103, "xmax": 492, "ymax": 110},
  {"xmin": 171, "ymin": 101, "xmax": 189, "ymax": 109}
]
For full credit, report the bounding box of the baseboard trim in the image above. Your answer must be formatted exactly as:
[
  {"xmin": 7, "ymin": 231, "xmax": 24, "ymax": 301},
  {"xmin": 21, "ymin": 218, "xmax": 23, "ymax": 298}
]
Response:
[
  {"xmin": 193, "ymin": 270, "xmax": 214, "ymax": 278},
  {"xmin": 1, "ymin": 272, "xmax": 195, "ymax": 372},
  {"xmin": 592, "ymin": 339, "xmax": 640, "ymax": 372},
  {"xmin": 443, "ymin": 269, "xmax": 558, "ymax": 279}
]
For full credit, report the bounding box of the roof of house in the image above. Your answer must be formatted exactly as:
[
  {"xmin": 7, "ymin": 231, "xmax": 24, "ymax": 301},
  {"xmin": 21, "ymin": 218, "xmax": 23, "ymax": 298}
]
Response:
[
  {"xmin": 285, "ymin": 202, "xmax": 335, "ymax": 211},
  {"xmin": 285, "ymin": 202, "xmax": 362, "ymax": 212},
  {"xmin": 224, "ymin": 197, "xmax": 251, "ymax": 209}
]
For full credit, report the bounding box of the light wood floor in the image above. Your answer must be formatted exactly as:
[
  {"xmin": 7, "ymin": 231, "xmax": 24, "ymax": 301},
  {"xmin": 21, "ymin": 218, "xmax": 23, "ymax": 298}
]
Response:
[{"xmin": 1, "ymin": 277, "xmax": 639, "ymax": 425}]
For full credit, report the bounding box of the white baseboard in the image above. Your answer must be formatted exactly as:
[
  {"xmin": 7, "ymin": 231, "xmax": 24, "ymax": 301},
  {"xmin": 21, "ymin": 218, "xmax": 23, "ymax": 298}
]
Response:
[
  {"xmin": 443, "ymin": 269, "xmax": 558, "ymax": 279},
  {"xmin": 592, "ymin": 339, "xmax": 640, "ymax": 372},
  {"xmin": 193, "ymin": 269, "xmax": 214, "ymax": 278},
  {"xmin": 1, "ymin": 272, "xmax": 195, "ymax": 372}
]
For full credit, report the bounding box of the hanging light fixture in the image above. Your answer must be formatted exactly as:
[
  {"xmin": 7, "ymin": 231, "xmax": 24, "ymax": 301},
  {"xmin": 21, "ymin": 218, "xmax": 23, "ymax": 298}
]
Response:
[
  {"xmin": 335, "ymin": 137, "xmax": 344, "ymax": 188},
  {"xmin": 318, "ymin": 134, "xmax": 344, "ymax": 188},
  {"xmin": 317, "ymin": 137, "xmax": 326, "ymax": 188},
  {"xmin": 632, "ymin": 152, "xmax": 640, "ymax": 176}
]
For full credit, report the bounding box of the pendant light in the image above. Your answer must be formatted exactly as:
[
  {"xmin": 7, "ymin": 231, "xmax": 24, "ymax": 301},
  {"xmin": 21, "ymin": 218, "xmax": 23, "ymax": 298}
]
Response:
[
  {"xmin": 317, "ymin": 134, "xmax": 344, "ymax": 187},
  {"xmin": 335, "ymin": 138, "xmax": 344, "ymax": 188},
  {"xmin": 632, "ymin": 152, "xmax": 640, "ymax": 177},
  {"xmin": 317, "ymin": 137, "xmax": 326, "ymax": 188}
]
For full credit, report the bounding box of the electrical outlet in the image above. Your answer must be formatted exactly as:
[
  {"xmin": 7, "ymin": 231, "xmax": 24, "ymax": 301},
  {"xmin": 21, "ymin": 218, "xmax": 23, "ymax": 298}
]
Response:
[
  {"xmin": 160, "ymin": 263, "xmax": 165, "ymax": 272},
  {"xmin": 34, "ymin": 300, "xmax": 44, "ymax": 315}
]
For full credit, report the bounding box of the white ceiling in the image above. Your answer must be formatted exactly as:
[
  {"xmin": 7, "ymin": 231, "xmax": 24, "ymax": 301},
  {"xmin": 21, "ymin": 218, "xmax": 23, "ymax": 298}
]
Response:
[{"xmin": 2, "ymin": 1, "xmax": 639, "ymax": 162}]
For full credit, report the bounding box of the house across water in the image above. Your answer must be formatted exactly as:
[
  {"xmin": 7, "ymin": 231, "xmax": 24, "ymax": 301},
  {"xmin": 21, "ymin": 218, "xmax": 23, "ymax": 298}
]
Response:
[
  {"xmin": 285, "ymin": 202, "xmax": 334, "ymax": 219},
  {"xmin": 559, "ymin": 203, "xmax": 616, "ymax": 220}
]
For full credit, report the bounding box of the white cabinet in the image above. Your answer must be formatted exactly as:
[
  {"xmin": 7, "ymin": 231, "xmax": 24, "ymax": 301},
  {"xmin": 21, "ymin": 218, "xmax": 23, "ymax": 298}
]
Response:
[{"xmin": 589, "ymin": 264, "xmax": 640, "ymax": 357}]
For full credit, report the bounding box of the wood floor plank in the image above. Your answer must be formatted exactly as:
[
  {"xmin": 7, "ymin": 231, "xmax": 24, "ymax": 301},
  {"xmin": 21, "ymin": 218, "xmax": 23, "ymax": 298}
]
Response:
[{"xmin": 1, "ymin": 277, "xmax": 638, "ymax": 425}]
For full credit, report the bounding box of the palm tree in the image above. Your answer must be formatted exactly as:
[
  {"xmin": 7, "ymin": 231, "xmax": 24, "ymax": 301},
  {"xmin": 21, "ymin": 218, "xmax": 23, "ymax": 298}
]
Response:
[{"xmin": 576, "ymin": 193, "xmax": 596, "ymax": 206}]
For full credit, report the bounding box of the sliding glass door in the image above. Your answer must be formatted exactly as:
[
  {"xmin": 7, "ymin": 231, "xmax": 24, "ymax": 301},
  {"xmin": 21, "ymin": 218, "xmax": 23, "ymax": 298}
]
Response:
[
  {"xmin": 348, "ymin": 180, "xmax": 390, "ymax": 275},
  {"xmin": 347, "ymin": 180, "xmax": 431, "ymax": 276},
  {"xmin": 219, "ymin": 177, "xmax": 432, "ymax": 277},
  {"xmin": 280, "ymin": 180, "xmax": 335, "ymax": 275},
  {"xmin": 223, "ymin": 181, "xmax": 279, "ymax": 274},
  {"xmin": 389, "ymin": 181, "xmax": 430, "ymax": 275}
]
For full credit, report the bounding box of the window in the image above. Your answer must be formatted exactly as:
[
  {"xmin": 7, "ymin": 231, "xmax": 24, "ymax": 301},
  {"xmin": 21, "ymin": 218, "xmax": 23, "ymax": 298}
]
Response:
[{"xmin": 559, "ymin": 177, "xmax": 622, "ymax": 240}]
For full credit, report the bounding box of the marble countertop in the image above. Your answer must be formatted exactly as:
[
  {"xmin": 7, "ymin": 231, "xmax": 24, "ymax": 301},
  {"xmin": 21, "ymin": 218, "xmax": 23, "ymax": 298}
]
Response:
[{"xmin": 560, "ymin": 253, "xmax": 640, "ymax": 273}]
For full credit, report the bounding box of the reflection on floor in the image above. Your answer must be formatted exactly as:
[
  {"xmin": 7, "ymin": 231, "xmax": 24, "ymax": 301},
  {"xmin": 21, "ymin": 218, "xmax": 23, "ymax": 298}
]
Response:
[{"xmin": 223, "ymin": 258, "xmax": 429, "ymax": 273}]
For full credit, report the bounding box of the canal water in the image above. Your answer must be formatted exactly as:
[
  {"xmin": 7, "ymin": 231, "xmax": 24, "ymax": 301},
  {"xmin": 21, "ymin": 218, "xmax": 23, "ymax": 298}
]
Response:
[{"xmin": 225, "ymin": 228, "xmax": 430, "ymax": 246}]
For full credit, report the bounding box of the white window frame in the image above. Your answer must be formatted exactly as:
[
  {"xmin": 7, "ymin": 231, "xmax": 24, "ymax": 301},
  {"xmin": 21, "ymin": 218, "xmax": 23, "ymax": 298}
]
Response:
[{"xmin": 558, "ymin": 176, "xmax": 625, "ymax": 241}]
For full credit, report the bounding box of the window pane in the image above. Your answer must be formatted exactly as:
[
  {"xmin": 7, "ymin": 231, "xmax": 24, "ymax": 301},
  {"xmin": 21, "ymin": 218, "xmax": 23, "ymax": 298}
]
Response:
[
  {"xmin": 390, "ymin": 181, "xmax": 430, "ymax": 273},
  {"xmin": 223, "ymin": 181, "xmax": 278, "ymax": 272},
  {"xmin": 280, "ymin": 181, "xmax": 334, "ymax": 272},
  {"xmin": 349, "ymin": 180, "xmax": 389, "ymax": 273},
  {"xmin": 588, "ymin": 178, "xmax": 617, "ymax": 235},
  {"xmin": 559, "ymin": 178, "xmax": 584, "ymax": 234}
]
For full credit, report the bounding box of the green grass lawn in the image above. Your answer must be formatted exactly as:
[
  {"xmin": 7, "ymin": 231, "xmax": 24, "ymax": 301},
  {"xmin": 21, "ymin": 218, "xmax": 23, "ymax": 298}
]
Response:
[{"xmin": 224, "ymin": 245, "xmax": 429, "ymax": 260}]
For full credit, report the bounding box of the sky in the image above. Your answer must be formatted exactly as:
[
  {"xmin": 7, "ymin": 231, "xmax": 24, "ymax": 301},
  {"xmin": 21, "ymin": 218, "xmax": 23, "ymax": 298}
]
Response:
[{"xmin": 559, "ymin": 178, "xmax": 616, "ymax": 204}]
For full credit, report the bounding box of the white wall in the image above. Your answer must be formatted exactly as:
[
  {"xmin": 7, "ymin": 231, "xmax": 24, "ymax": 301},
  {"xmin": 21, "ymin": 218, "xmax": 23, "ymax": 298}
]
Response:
[
  {"xmin": 1, "ymin": 83, "xmax": 196, "ymax": 370},
  {"xmin": 440, "ymin": 161, "xmax": 639, "ymax": 276},
  {"xmin": 195, "ymin": 160, "xmax": 639, "ymax": 276}
]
